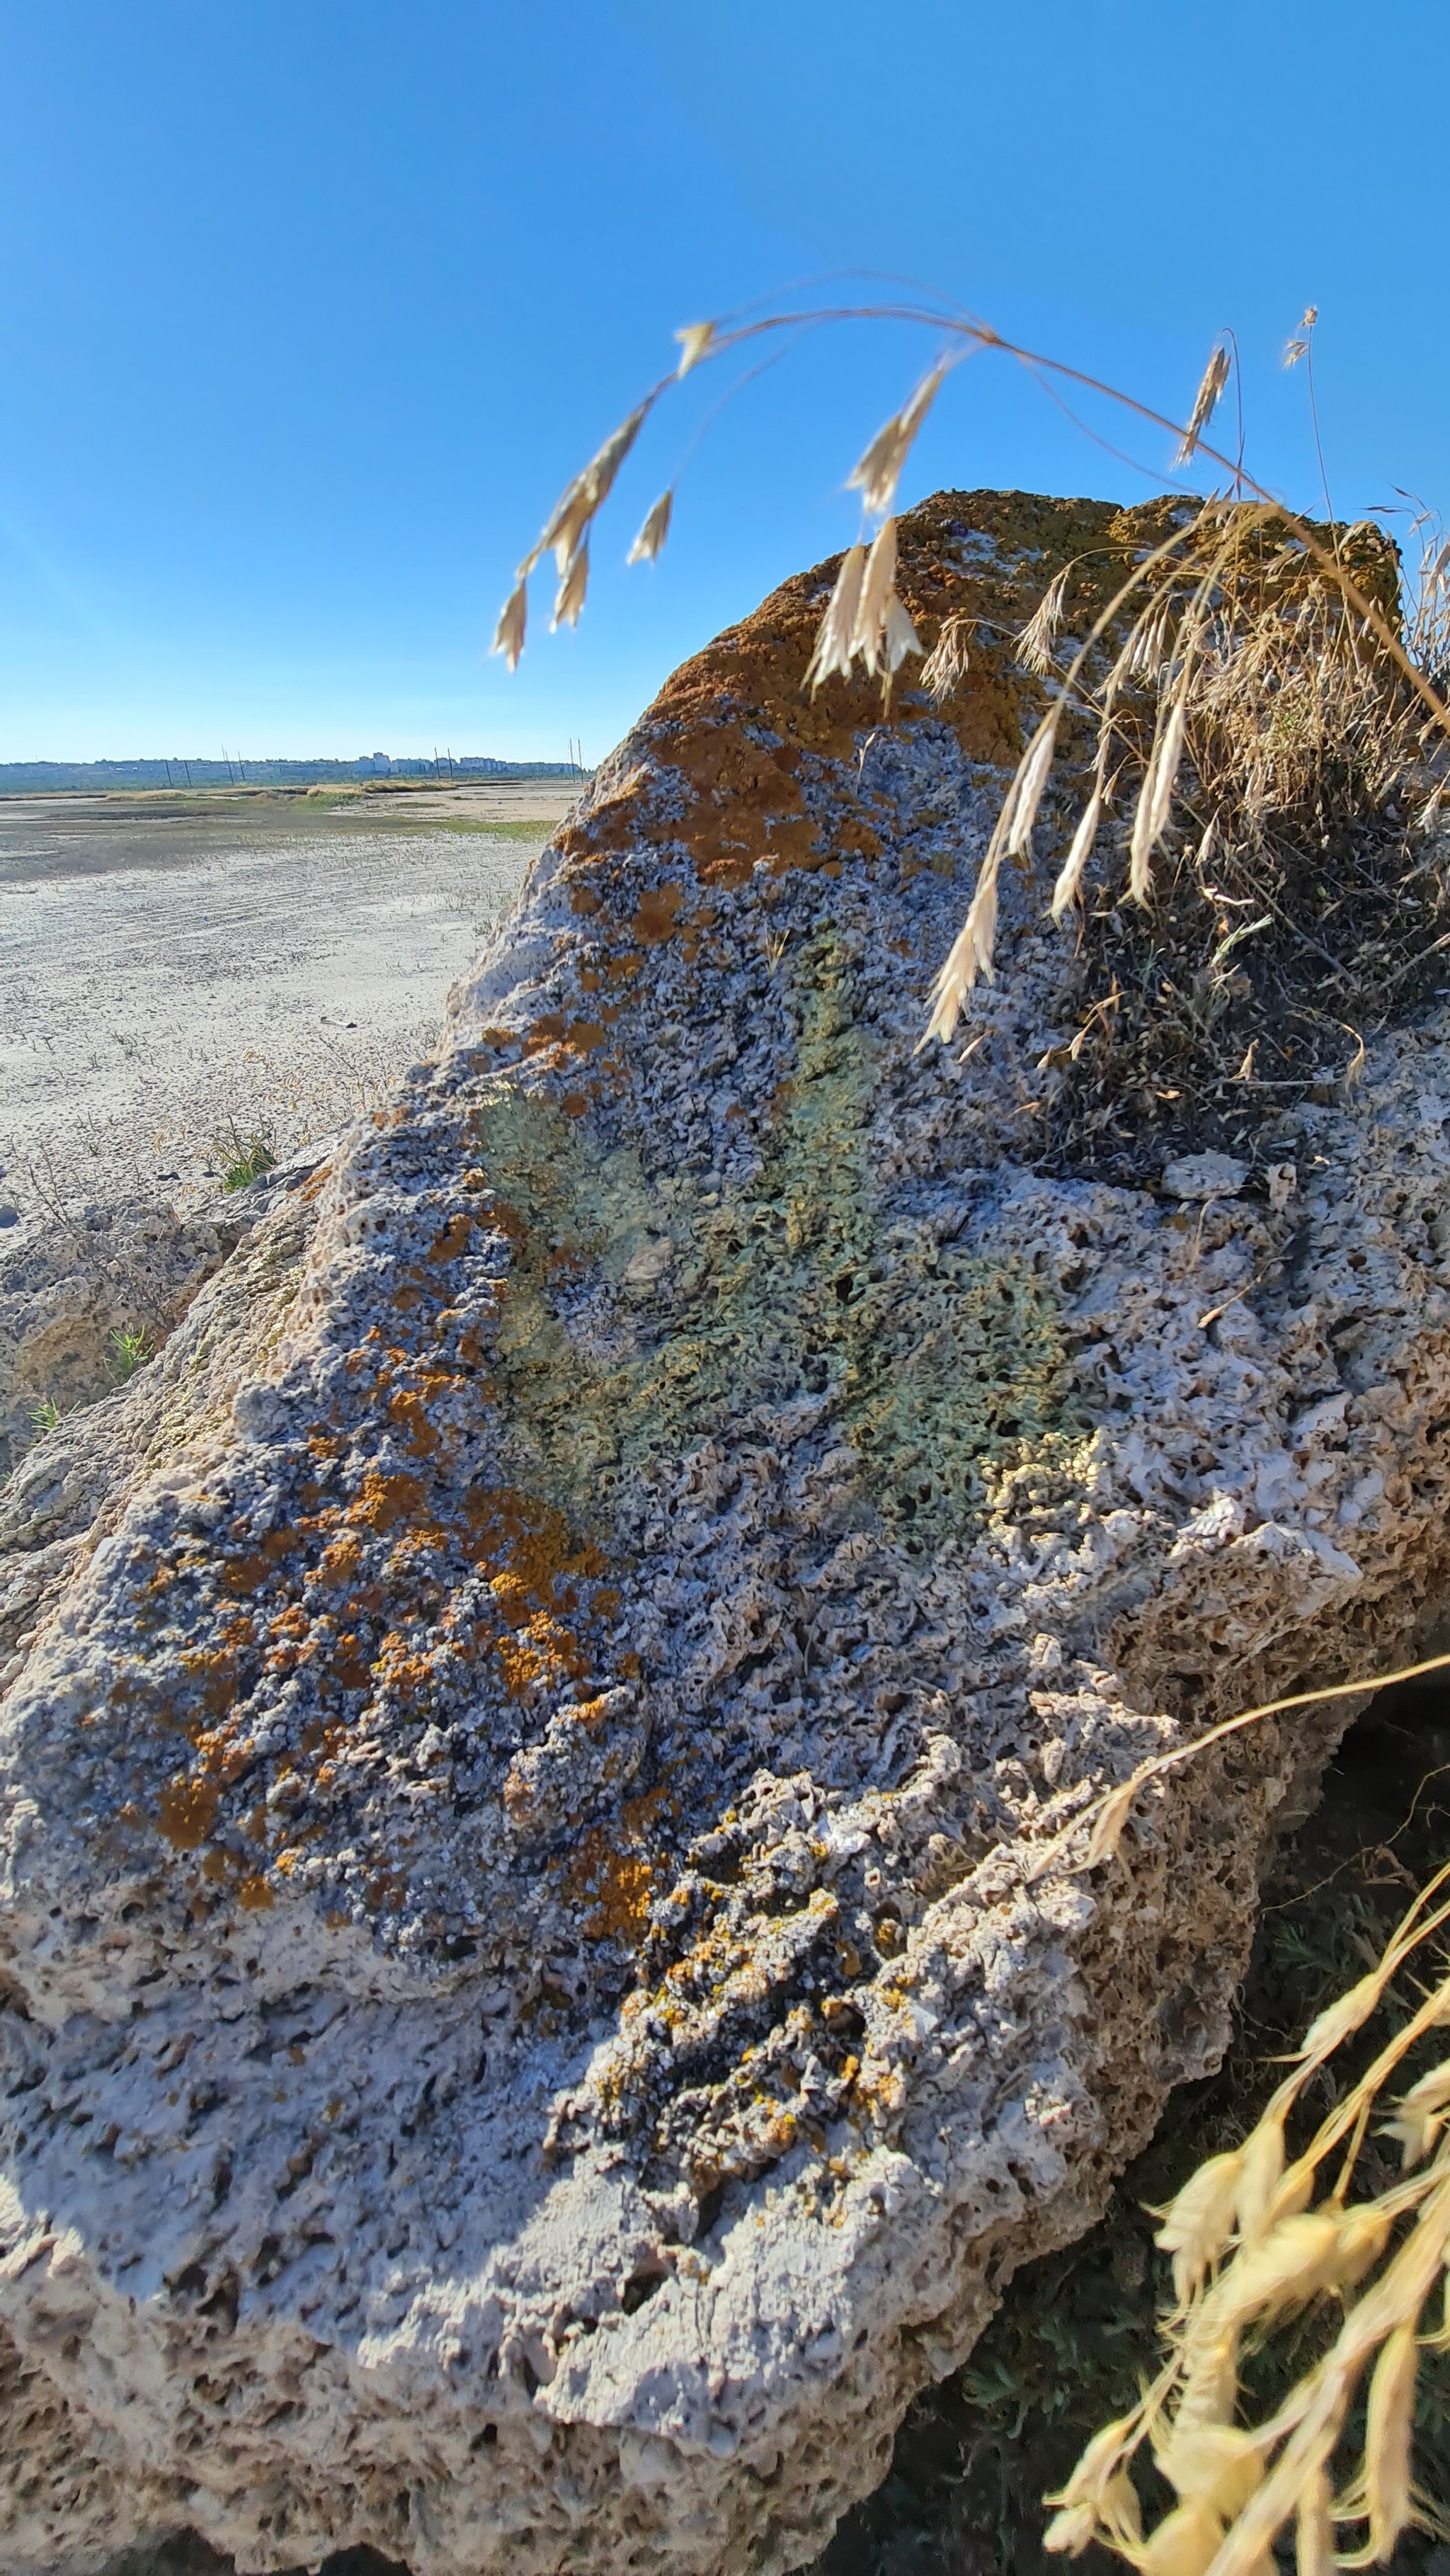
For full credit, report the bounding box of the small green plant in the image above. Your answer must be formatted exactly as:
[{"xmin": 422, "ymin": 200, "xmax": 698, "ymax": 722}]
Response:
[
  {"xmin": 213, "ymin": 1119, "xmax": 277, "ymax": 1192},
  {"xmin": 108, "ymin": 1325, "xmax": 152, "ymax": 1382},
  {"xmin": 29, "ymin": 1396, "xmax": 64, "ymax": 1435}
]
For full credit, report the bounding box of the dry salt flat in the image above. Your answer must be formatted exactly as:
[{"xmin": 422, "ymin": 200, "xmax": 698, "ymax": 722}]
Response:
[{"xmin": 0, "ymin": 787, "xmax": 564, "ymax": 1225}]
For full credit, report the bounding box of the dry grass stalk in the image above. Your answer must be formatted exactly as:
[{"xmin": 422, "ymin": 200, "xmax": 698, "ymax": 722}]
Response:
[
  {"xmin": 921, "ymin": 609, "xmax": 972, "ymax": 704},
  {"xmin": 1038, "ymin": 1665, "xmax": 1450, "ymax": 2572},
  {"xmin": 1175, "ymin": 343, "xmax": 1232, "ymax": 466}
]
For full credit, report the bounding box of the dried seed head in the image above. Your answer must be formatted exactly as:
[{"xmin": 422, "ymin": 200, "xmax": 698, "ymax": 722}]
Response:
[
  {"xmin": 847, "ymin": 365, "xmax": 945, "ymax": 517},
  {"xmin": 805, "ymin": 544, "xmax": 867, "ymax": 695},
  {"xmin": 1175, "ymin": 344, "xmax": 1233, "ymax": 467},
  {"xmin": 1284, "ymin": 307, "xmax": 1318, "ymax": 368},
  {"xmin": 1046, "ymin": 2419, "xmax": 1139, "ymax": 2515},
  {"xmin": 1137, "ymin": 2496, "xmax": 1228, "ymax": 2576},
  {"xmin": 1298, "ymin": 1966, "xmax": 1386, "ymax": 2065},
  {"xmin": 1081, "ymin": 1775, "xmax": 1140, "ymax": 1869},
  {"xmin": 1017, "ymin": 571, "xmax": 1070, "ymax": 676},
  {"xmin": 1174, "ymin": 2330, "xmax": 1240, "ymax": 2435},
  {"xmin": 1296, "ymin": 2463, "xmax": 1335, "ymax": 2576},
  {"xmin": 491, "ymin": 579, "xmax": 528, "ymax": 672},
  {"xmin": 1101, "ymin": 2473, "xmax": 1143, "ymax": 2549},
  {"xmin": 675, "ymin": 321, "xmax": 716, "ymax": 377},
  {"xmin": 1154, "ymin": 2422, "xmax": 1264, "ymax": 2521},
  {"xmin": 922, "ymin": 850, "xmax": 1000, "ymax": 1043},
  {"xmin": 1042, "ymin": 2501, "xmax": 1098, "ymax": 2557},
  {"xmin": 1365, "ymin": 2318, "xmax": 1419, "ymax": 2562},
  {"xmin": 552, "ymin": 540, "xmax": 590, "ymax": 631},
  {"xmin": 1155, "ymin": 2152, "xmax": 1244, "ymax": 2307},
  {"xmin": 1005, "ymin": 716, "xmax": 1061, "ymax": 861},
  {"xmin": 1129, "ymin": 690, "xmax": 1189, "ymax": 906},
  {"xmin": 531, "ymin": 401, "xmax": 651, "ymax": 579},
  {"xmin": 1327, "ymin": 2200, "xmax": 1394, "ymax": 2290},
  {"xmin": 1211, "ymin": 2210, "xmax": 1342, "ymax": 2328},
  {"xmin": 1233, "ymin": 2114, "xmax": 1286, "ymax": 2247},
  {"xmin": 627, "ymin": 491, "xmax": 673, "ymax": 566},
  {"xmin": 883, "ymin": 593, "xmax": 923, "ymax": 674},
  {"xmin": 852, "ymin": 518, "xmax": 899, "ymax": 675},
  {"xmin": 1383, "ymin": 2058, "xmax": 1450, "ymax": 2167},
  {"xmin": 921, "ymin": 611, "xmax": 971, "ymax": 704},
  {"xmin": 1051, "ymin": 785, "xmax": 1104, "ymax": 927}
]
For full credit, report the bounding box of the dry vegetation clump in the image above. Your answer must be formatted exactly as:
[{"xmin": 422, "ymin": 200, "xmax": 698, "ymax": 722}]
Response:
[{"xmin": 954, "ymin": 503, "xmax": 1450, "ymax": 1191}]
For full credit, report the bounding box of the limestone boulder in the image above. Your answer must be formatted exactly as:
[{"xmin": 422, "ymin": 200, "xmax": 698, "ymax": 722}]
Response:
[{"xmin": 5, "ymin": 492, "xmax": 1450, "ymax": 2576}]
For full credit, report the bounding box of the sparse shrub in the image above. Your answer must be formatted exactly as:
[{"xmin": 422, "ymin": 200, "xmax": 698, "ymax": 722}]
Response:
[
  {"xmin": 28, "ymin": 1396, "xmax": 64, "ymax": 1435},
  {"xmin": 108, "ymin": 1324, "xmax": 151, "ymax": 1381},
  {"xmin": 213, "ymin": 1119, "xmax": 277, "ymax": 1192}
]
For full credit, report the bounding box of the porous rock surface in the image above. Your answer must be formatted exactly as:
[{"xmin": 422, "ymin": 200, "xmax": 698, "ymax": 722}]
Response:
[
  {"xmin": 5, "ymin": 491, "xmax": 1450, "ymax": 2576},
  {"xmin": 0, "ymin": 1199, "xmax": 241, "ymax": 1486}
]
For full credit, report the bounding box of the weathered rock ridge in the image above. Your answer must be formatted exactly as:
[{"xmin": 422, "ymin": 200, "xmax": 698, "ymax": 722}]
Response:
[{"xmin": 4, "ymin": 491, "xmax": 1450, "ymax": 2575}]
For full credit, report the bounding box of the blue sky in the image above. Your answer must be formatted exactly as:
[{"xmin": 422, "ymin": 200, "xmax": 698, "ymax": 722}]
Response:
[{"xmin": 1, "ymin": 0, "xmax": 1445, "ymax": 764}]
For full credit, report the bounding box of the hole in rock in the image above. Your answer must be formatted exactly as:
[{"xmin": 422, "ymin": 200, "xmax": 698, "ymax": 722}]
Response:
[
  {"xmin": 98, "ymin": 2546, "xmax": 407, "ymax": 2576},
  {"xmin": 814, "ymin": 1668, "xmax": 1450, "ymax": 2575}
]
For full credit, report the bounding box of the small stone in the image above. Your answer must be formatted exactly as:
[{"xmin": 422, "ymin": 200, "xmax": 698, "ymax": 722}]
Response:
[
  {"xmin": 0, "ymin": 1206, "xmax": 17, "ymax": 1230},
  {"xmin": 1162, "ymin": 1151, "xmax": 1249, "ymax": 1199}
]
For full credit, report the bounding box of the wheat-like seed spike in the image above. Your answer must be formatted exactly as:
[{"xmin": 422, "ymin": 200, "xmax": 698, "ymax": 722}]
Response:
[
  {"xmin": 847, "ymin": 364, "xmax": 945, "ymax": 517},
  {"xmin": 526, "ymin": 400, "xmax": 651, "ymax": 581},
  {"xmin": 920, "ymin": 848, "xmax": 1001, "ymax": 1043},
  {"xmin": 552, "ymin": 540, "xmax": 590, "ymax": 631},
  {"xmin": 1051, "ymin": 783, "xmax": 1104, "ymax": 925},
  {"xmin": 921, "ymin": 611, "xmax": 971, "ymax": 703},
  {"xmin": 1081, "ymin": 1776, "xmax": 1138, "ymax": 1868},
  {"xmin": 1155, "ymin": 2153, "xmax": 1244, "ymax": 2308},
  {"xmin": 1017, "ymin": 569, "xmax": 1070, "ymax": 675},
  {"xmin": 1233, "ymin": 2112, "xmax": 1287, "ymax": 2247},
  {"xmin": 852, "ymin": 518, "xmax": 898, "ymax": 674},
  {"xmin": 1382, "ymin": 2059, "xmax": 1450, "ymax": 2167},
  {"xmin": 1136, "ymin": 2495, "xmax": 1226, "ymax": 2576},
  {"xmin": 1297, "ymin": 1967, "xmax": 1388, "ymax": 2066},
  {"xmin": 805, "ymin": 545, "xmax": 867, "ymax": 694},
  {"xmin": 1175, "ymin": 345, "xmax": 1233, "ymax": 466},
  {"xmin": 1294, "ymin": 2461, "xmax": 1335, "ymax": 2576},
  {"xmin": 627, "ymin": 491, "xmax": 673, "ymax": 564},
  {"xmin": 1173, "ymin": 2331, "xmax": 1241, "ymax": 2437},
  {"xmin": 883, "ymin": 593, "xmax": 923, "ymax": 673},
  {"xmin": 1005, "ymin": 714, "xmax": 1061, "ymax": 860},
  {"xmin": 1208, "ymin": 2212, "xmax": 1342, "ymax": 2331},
  {"xmin": 491, "ymin": 579, "xmax": 527, "ymax": 671},
  {"xmin": 675, "ymin": 321, "xmax": 716, "ymax": 376},
  {"xmin": 1154, "ymin": 2424, "xmax": 1264, "ymax": 2522},
  {"xmin": 1364, "ymin": 2318, "xmax": 1419, "ymax": 2561}
]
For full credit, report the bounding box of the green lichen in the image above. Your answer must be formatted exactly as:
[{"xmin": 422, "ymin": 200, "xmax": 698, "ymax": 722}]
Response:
[{"xmin": 467, "ymin": 937, "xmax": 1077, "ymax": 1544}]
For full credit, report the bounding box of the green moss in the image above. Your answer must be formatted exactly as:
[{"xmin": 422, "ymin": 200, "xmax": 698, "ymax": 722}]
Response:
[{"xmin": 467, "ymin": 937, "xmax": 1077, "ymax": 1541}]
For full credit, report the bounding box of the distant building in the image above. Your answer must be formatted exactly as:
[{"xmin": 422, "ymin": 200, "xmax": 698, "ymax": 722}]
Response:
[{"xmin": 356, "ymin": 753, "xmax": 392, "ymax": 773}]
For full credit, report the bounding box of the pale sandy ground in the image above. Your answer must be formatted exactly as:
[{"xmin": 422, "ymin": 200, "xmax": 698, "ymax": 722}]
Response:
[{"xmin": 0, "ymin": 783, "xmax": 574, "ymax": 1225}]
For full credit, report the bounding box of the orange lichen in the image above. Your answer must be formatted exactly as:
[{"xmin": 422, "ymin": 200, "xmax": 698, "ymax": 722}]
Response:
[
  {"xmin": 568, "ymin": 1828, "xmax": 656, "ymax": 1943},
  {"xmin": 157, "ymin": 1776, "xmax": 221, "ymax": 1851},
  {"xmin": 428, "ymin": 1212, "xmax": 474, "ymax": 1265},
  {"xmin": 630, "ymin": 883, "xmax": 685, "ymax": 943},
  {"xmin": 350, "ymin": 1471, "xmax": 428, "ymax": 1533}
]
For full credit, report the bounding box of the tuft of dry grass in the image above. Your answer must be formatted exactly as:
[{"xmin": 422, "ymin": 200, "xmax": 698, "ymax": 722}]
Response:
[{"xmin": 1042, "ymin": 1845, "xmax": 1450, "ymax": 2575}]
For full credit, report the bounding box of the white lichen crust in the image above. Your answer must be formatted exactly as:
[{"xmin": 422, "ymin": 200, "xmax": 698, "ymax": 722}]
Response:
[{"xmin": 4, "ymin": 492, "xmax": 1450, "ymax": 2575}]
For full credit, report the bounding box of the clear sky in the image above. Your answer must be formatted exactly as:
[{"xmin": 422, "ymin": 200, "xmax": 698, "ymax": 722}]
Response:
[{"xmin": 1, "ymin": 0, "xmax": 1445, "ymax": 765}]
